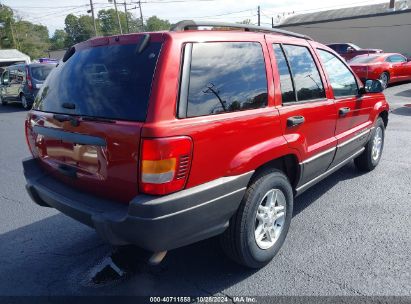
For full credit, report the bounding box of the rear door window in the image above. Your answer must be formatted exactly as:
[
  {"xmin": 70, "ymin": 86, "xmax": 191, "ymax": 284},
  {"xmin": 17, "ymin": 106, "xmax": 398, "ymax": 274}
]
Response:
[
  {"xmin": 272, "ymin": 44, "xmax": 296, "ymax": 103},
  {"xmin": 33, "ymin": 41, "xmax": 162, "ymax": 122},
  {"xmin": 281, "ymin": 44, "xmax": 325, "ymax": 102},
  {"xmin": 183, "ymin": 42, "xmax": 268, "ymax": 117}
]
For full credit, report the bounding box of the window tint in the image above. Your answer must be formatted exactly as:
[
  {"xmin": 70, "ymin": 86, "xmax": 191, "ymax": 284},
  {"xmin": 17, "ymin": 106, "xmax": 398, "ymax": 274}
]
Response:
[
  {"xmin": 349, "ymin": 55, "xmax": 380, "ymax": 64},
  {"xmin": 318, "ymin": 49, "xmax": 358, "ymax": 97},
  {"xmin": 186, "ymin": 42, "xmax": 268, "ymax": 117},
  {"xmin": 33, "ymin": 42, "xmax": 162, "ymax": 121},
  {"xmin": 272, "ymin": 44, "xmax": 295, "ymax": 103},
  {"xmin": 282, "ymin": 45, "xmax": 325, "ymax": 101},
  {"xmin": 30, "ymin": 65, "xmax": 55, "ymax": 81},
  {"xmin": 386, "ymin": 55, "xmax": 406, "ymax": 63}
]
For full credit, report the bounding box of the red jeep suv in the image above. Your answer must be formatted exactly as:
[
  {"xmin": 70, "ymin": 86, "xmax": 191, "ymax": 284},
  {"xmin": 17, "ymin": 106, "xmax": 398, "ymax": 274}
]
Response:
[{"xmin": 23, "ymin": 21, "xmax": 389, "ymax": 268}]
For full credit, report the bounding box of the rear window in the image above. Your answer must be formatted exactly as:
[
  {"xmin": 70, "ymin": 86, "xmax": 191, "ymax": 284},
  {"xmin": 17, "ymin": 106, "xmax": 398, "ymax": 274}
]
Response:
[
  {"xmin": 33, "ymin": 42, "xmax": 162, "ymax": 121},
  {"xmin": 349, "ymin": 55, "xmax": 379, "ymax": 64},
  {"xmin": 30, "ymin": 65, "xmax": 55, "ymax": 81}
]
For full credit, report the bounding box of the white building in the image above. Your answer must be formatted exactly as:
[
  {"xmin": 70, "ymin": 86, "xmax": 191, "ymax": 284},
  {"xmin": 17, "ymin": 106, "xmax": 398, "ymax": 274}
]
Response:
[
  {"xmin": 276, "ymin": 0, "xmax": 411, "ymax": 57},
  {"xmin": 0, "ymin": 49, "xmax": 31, "ymax": 70}
]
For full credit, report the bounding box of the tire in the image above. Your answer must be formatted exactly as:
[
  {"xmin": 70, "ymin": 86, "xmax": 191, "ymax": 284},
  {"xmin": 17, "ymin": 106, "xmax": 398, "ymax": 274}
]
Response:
[
  {"xmin": 354, "ymin": 117, "xmax": 385, "ymax": 172},
  {"xmin": 0, "ymin": 94, "xmax": 7, "ymax": 106},
  {"xmin": 220, "ymin": 168, "xmax": 293, "ymax": 268},
  {"xmin": 20, "ymin": 94, "xmax": 30, "ymax": 110},
  {"xmin": 379, "ymin": 72, "xmax": 389, "ymax": 89}
]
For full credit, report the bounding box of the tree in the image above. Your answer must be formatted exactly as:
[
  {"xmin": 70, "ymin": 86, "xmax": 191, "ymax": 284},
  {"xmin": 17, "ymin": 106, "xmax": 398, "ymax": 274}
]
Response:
[
  {"xmin": 64, "ymin": 14, "xmax": 81, "ymax": 46},
  {"xmin": 145, "ymin": 16, "xmax": 170, "ymax": 32},
  {"xmin": 64, "ymin": 14, "xmax": 94, "ymax": 46},
  {"xmin": 14, "ymin": 20, "xmax": 50, "ymax": 59},
  {"xmin": 98, "ymin": 9, "xmax": 127, "ymax": 36},
  {"xmin": 0, "ymin": 5, "xmax": 16, "ymax": 49},
  {"xmin": 50, "ymin": 29, "xmax": 67, "ymax": 50}
]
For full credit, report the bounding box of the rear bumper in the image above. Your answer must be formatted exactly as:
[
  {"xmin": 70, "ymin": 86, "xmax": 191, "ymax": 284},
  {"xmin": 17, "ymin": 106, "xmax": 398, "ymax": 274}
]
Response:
[{"xmin": 23, "ymin": 158, "xmax": 252, "ymax": 252}]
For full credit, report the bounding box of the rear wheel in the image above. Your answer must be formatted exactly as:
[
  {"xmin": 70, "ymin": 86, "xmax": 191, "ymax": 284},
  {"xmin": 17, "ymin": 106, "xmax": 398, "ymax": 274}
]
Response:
[
  {"xmin": 354, "ymin": 117, "xmax": 385, "ymax": 172},
  {"xmin": 20, "ymin": 94, "xmax": 30, "ymax": 110},
  {"xmin": 0, "ymin": 94, "xmax": 7, "ymax": 106},
  {"xmin": 379, "ymin": 72, "xmax": 389, "ymax": 89},
  {"xmin": 220, "ymin": 169, "xmax": 293, "ymax": 268}
]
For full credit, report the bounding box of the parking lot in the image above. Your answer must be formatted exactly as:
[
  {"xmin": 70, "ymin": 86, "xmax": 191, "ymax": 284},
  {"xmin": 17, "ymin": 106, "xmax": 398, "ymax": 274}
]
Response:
[{"xmin": 0, "ymin": 83, "xmax": 410, "ymax": 297}]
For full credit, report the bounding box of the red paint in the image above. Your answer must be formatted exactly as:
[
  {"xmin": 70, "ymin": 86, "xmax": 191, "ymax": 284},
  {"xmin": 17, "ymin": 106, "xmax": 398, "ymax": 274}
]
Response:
[
  {"xmin": 349, "ymin": 53, "xmax": 411, "ymax": 84},
  {"xmin": 25, "ymin": 30, "xmax": 389, "ymax": 203}
]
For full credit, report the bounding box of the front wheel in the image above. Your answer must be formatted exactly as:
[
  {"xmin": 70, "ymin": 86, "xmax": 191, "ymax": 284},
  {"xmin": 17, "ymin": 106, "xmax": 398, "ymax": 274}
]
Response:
[
  {"xmin": 0, "ymin": 94, "xmax": 7, "ymax": 106},
  {"xmin": 354, "ymin": 117, "xmax": 385, "ymax": 172},
  {"xmin": 379, "ymin": 72, "xmax": 389, "ymax": 89},
  {"xmin": 220, "ymin": 169, "xmax": 293, "ymax": 268},
  {"xmin": 20, "ymin": 94, "xmax": 30, "ymax": 110}
]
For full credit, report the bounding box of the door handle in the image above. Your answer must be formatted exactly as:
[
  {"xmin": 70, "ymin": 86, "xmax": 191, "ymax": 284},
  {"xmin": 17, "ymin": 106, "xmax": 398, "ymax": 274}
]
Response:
[
  {"xmin": 287, "ymin": 116, "xmax": 305, "ymax": 128},
  {"xmin": 338, "ymin": 107, "xmax": 350, "ymax": 116}
]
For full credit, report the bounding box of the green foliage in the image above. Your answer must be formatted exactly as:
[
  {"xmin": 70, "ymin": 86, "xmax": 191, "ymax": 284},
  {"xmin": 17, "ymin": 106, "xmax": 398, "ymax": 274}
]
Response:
[
  {"xmin": 98, "ymin": 9, "xmax": 127, "ymax": 36},
  {"xmin": 50, "ymin": 30, "xmax": 67, "ymax": 50},
  {"xmin": 145, "ymin": 16, "xmax": 170, "ymax": 32},
  {"xmin": 14, "ymin": 21, "xmax": 50, "ymax": 59},
  {"xmin": 0, "ymin": 5, "xmax": 16, "ymax": 49},
  {"xmin": 0, "ymin": 3, "xmax": 172, "ymax": 60},
  {"xmin": 64, "ymin": 14, "xmax": 96, "ymax": 47},
  {"xmin": 0, "ymin": 5, "xmax": 50, "ymax": 59}
]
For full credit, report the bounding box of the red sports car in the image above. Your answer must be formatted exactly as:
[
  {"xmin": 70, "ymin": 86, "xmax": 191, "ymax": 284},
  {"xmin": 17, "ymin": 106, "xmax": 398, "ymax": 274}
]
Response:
[{"xmin": 349, "ymin": 53, "xmax": 411, "ymax": 88}]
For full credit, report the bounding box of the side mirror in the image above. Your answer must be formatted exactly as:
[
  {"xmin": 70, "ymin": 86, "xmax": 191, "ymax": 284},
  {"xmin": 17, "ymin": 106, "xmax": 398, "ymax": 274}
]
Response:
[
  {"xmin": 407, "ymin": 57, "xmax": 411, "ymax": 62},
  {"xmin": 360, "ymin": 79, "xmax": 384, "ymax": 94}
]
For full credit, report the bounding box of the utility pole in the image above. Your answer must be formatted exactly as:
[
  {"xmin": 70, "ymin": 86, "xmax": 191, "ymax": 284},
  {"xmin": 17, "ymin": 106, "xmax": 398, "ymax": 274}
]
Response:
[
  {"xmin": 271, "ymin": 17, "xmax": 274, "ymax": 28},
  {"xmin": 138, "ymin": 0, "xmax": 144, "ymax": 31},
  {"xmin": 89, "ymin": 0, "xmax": 98, "ymax": 36},
  {"xmin": 123, "ymin": 1, "xmax": 129, "ymax": 33},
  {"xmin": 257, "ymin": 6, "xmax": 260, "ymax": 26},
  {"xmin": 113, "ymin": 0, "xmax": 123, "ymax": 34}
]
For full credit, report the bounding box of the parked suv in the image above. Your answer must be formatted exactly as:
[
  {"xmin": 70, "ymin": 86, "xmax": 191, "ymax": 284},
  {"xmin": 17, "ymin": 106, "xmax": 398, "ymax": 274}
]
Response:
[
  {"xmin": 23, "ymin": 21, "xmax": 389, "ymax": 268},
  {"xmin": 0, "ymin": 62, "xmax": 55, "ymax": 109},
  {"xmin": 326, "ymin": 43, "xmax": 383, "ymax": 61}
]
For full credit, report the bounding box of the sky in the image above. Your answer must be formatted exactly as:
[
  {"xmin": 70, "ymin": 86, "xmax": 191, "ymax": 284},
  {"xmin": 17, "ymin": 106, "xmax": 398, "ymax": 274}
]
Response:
[{"xmin": 4, "ymin": 0, "xmax": 388, "ymax": 36}]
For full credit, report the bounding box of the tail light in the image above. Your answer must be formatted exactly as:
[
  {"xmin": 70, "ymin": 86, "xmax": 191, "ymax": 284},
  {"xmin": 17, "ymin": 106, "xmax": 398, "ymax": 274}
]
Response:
[
  {"xmin": 140, "ymin": 137, "xmax": 193, "ymax": 195},
  {"xmin": 25, "ymin": 66, "xmax": 32, "ymax": 91}
]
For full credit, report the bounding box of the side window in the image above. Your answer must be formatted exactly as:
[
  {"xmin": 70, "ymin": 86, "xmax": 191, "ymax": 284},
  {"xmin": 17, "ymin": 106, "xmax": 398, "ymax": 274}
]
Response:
[
  {"xmin": 17, "ymin": 67, "xmax": 25, "ymax": 83},
  {"xmin": 1, "ymin": 70, "xmax": 9, "ymax": 84},
  {"xmin": 282, "ymin": 44, "xmax": 326, "ymax": 101},
  {"xmin": 339, "ymin": 44, "xmax": 349, "ymax": 53},
  {"xmin": 272, "ymin": 44, "xmax": 296, "ymax": 103},
  {"xmin": 387, "ymin": 55, "xmax": 406, "ymax": 63},
  {"xmin": 185, "ymin": 42, "xmax": 268, "ymax": 117},
  {"xmin": 9, "ymin": 68, "xmax": 18, "ymax": 84},
  {"xmin": 318, "ymin": 49, "xmax": 358, "ymax": 97}
]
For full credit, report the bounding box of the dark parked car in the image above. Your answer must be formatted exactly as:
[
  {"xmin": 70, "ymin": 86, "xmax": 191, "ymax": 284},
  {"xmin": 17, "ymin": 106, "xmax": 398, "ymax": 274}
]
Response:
[
  {"xmin": 327, "ymin": 43, "xmax": 383, "ymax": 61},
  {"xmin": 0, "ymin": 63, "xmax": 55, "ymax": 109},
  {"xmin": 23, "ymin": 21, "xmax": 389, "ymax": 268},
  {"xmin": 349, "ymin": 53, "xmax": 411, "ymax": 88}
]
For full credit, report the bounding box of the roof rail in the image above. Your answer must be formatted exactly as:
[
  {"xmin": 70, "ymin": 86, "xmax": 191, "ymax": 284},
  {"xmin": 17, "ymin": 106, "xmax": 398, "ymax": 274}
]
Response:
[{"xmin": 170, "ymin": 20, "xmax": 312, "ymax": 40}]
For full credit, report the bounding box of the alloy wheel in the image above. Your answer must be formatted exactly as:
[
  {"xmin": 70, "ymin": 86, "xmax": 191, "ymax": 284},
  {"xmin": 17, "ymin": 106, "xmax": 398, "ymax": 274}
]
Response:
[
  {"xmin": 254, "ymin": 188, "xmax": 286, "ymax": 250},
  {"xmin": 372, "ymin": 127, "xmax": 383, "ymax": 162}
]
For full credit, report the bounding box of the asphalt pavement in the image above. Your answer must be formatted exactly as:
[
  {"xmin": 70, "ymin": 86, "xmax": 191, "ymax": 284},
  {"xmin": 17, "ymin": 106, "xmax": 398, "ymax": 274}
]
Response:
[{"xmin": 0, "ymin": 83, "xmax": 410, "ymax": 297}]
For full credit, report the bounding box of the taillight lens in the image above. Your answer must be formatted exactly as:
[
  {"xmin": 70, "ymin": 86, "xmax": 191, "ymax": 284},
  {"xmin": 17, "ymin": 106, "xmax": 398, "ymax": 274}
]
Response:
[{"xmin": 140, "ymin": 137, "xmax": 193, "ymax": 195}]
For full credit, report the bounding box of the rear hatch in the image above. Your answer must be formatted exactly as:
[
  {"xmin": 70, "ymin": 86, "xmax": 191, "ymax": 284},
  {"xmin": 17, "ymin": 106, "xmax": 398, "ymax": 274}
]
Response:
[
  {"xmin": 25, "ymin": 34, "xmax": 164, "ymax": 203},
  {"xmin": 28, "ymin": 64, "xmax": 55, "ymax": 96}
]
